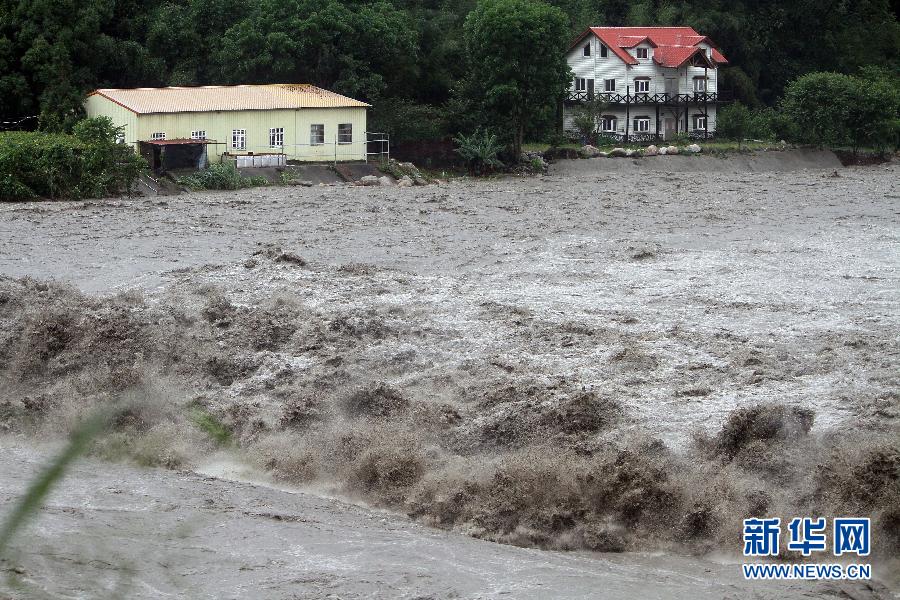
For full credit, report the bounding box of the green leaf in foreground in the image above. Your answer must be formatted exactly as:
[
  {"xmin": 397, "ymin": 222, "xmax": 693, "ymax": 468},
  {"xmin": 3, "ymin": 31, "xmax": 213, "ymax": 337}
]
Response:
[{"xmin": 0, "ymin": 411, "xmax": 110, "ymax": 555}]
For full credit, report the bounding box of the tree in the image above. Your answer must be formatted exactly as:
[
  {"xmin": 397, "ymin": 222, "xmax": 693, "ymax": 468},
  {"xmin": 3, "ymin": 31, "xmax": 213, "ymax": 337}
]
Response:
[
  {"xmin": 570, "ymin": 98, "xmax": 607, "ymax": 145},
  {"xmin": 781, "ymin": 71, "xmax": 900, "ymax": 152},
  {"xmin": 462, "ymin": 0, "xmax": 571, "ymax": 158},
  {"xmin": 715, "ymin": 102, "xmax": 752, "ymax": 147}
]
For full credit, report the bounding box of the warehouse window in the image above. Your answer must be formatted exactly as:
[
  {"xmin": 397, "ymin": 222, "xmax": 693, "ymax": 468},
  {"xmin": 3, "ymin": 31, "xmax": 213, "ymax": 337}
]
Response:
[
  {"xmin": 115, "ymin": 132, "xmax": 126, "ymax": 144},
  {"xmin": 232, "ymin": 129, "xmax": 246, "ymax": 150},
  {"xmin": 269, "ymin": 127, "xmax": 284, "ymax": 148},
  {"xmin": 310, "ymin": 124, "xmax": 324, "ymax": 146},
  {"xmin": 190, "ymin": 130, "xmax": 206, "ymax": 140},
  {"xmin": 338, "ymin": 123, "xmax": 352, "ymax": 144},
  {"xmin": 150, "ymin": 132, "xmax": 166, "ymax": 141}
]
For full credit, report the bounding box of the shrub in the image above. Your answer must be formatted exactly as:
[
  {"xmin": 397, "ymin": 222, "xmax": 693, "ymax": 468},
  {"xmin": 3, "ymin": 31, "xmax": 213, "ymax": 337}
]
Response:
[
  {"xmin": 369, "ymin": 99, "xmax": 447, "ymax": 144},
  {"xmin": 178, "ymin": 162, "xmax": 268, "ymax": 190},
  {"xmin": 715, "ymin": 103, "xmax": 752, "ymax": 145},
  {"xmin": 453, "ymin": 129, "xmax": 504, "ymax": 175},
  {"xmin": 571, "ymin": 99, "xmax": 608, "ymax": 145},
  {"xmin": 781, "ymin": 71, "xmax": 900, "ymax": 152},
  {"xmin": 0, "ymin": 117, "xmax": 145, "ymax": 201}
]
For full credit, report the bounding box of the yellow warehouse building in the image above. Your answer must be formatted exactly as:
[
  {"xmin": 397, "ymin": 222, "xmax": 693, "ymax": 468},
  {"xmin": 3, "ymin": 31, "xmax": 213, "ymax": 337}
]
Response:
[{"xmin": 84, "ymin": 84, "xmax": 370, "ymax": 170}]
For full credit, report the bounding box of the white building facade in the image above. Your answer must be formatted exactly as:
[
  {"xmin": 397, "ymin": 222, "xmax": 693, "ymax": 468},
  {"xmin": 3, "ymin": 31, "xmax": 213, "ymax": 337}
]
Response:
[{"xmin": 563, "ymin": 27, "xmax": 730, "ymax": 142}]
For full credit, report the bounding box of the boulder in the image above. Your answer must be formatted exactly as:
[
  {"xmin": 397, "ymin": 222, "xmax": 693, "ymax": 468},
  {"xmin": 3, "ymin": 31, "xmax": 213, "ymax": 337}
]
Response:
[
  {"xmin": 579, "ymin": 144, "xmax": 601, "ymax": 158},
  {"xmin": 658, "ymin": 146, "xmax": 668, "ymax": 156},
  {"xmin": 666, "ymin": 145, "xmax": 679, "ymax": 155},
  {"xmin": 608, "ymin": 147, "xmax": 628, "ymax": 158},
  {"xmin": 288, "ymin": 179, "xmax": 314, "ymax": 187},
  {"xmin": 378, "ymin": 175, "xmax": 395, "ymax": 186},
  {"xmin": 597, "ymin": 152, "xmax": 609, "ymax": 158},
  {"xmin": 413, "ymin": 176, "xmax": 429, "ymax": 186},
  {"xmin": 359, "ymin": 175, "xmax": 380, "ymax": 186},
  {"xmin": 645, "ymin": 145, "xmax": 659, "ymax": 156},
  {"xmin": 685, "ymin": 144, "xmax": 702, "ymax": 154},
  {"xmin": 397, "ymin": 175, "xmax": 414, "ymax": 187}
]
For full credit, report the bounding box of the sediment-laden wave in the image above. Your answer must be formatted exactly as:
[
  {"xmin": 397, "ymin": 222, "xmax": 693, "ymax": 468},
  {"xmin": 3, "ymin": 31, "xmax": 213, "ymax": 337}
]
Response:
[{"xmin": 0, "ymin": 271, "xmax": 897, "ymax": 561}]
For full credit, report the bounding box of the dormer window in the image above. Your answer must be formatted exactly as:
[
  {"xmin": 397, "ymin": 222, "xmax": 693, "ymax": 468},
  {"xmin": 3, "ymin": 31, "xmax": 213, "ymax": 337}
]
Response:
[
  {"xmin": 583, "ymin": 43, "xmax": 591, "ymax": 57},
  {"xmin": 636, "ymin": 47, "xmax": 648, "ymax": 59},
  {"xmin": 600, "ymin": 44, "xmax": 608, "ymax": 58}
]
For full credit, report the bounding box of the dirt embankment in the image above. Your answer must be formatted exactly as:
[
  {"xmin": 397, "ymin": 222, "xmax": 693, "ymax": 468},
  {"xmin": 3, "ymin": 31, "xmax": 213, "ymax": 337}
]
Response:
[{"xmin": 555, "ymin": 147, "xmax": 845, "ymax": 173}]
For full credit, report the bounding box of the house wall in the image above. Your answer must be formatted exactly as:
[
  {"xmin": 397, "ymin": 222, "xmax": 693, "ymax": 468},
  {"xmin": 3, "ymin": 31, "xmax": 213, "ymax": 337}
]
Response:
[
  {"xmin": 564, "ymin": 103, "xmax": 717, "ymax": 139},
  {"xmin": 564, "ymin": 33, "xmax": 721, "ymax": 137},
  {"xmin": 85, "ymin": 96, "xmax": 368, "ymax": 162},
  {"xmin": 84, "ymin": 94, "xmax": 139, "ymax": 145},
  {"xmin": 567, "ymin": 36, "xmax": 719, "ymax": 96}
]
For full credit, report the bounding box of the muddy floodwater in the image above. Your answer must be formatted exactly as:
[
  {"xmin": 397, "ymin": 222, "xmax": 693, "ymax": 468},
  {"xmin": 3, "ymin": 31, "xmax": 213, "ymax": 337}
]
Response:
[{"xmin": 0, "ymin": 152, "xmax": 898, "ymax": 598}]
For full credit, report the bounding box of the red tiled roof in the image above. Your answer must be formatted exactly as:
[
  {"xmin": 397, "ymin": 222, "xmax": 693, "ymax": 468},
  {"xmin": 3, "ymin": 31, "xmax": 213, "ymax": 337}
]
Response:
[
  {"xmin": 652, "ymin": 46, "xmax": 713, "ymax": 68},
  {"xmin": 573, "ymin": 26, "xmax": 728, "ymax": 67}
]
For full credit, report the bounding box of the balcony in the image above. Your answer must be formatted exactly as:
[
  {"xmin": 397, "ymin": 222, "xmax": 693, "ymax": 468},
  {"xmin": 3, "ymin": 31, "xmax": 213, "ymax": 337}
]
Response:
[{"xmin": 566, "ymin": 90, "xmax": 732, "ymax": 105}]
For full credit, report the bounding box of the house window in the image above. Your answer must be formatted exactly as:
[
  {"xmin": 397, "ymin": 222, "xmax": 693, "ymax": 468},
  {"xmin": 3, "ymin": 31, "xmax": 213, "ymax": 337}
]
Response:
[
  {"xmin": 310, "ymin": 124, "xmax": 325, "ymax": 145},
  {"xmin": 600, "ymin": 44, "xmax": 608, "ymax": 58},
  {"xmin": 634, "ymin": 79, "xmax": 650, "ymax": 93},
  {"xmin": 604, "ymin": 79, "xmax": 616, "ymax": 92},
  {"xmin": 693, "ymin": 114, "xmax": 707, "ymax": 130},
  {"xmin": 575, "ymin": 78, "xmax": 587, "ymax": 92},
  {"xmin": 693, "ymin": 77, "xmax": 707, "ymax": 92},
  {"xmin": 190, "ymin": 130, "xmax": 206, "ymax": 140},
  {"xmin": 150, "ymin": 132, "xmax": 166, "ymax": 141},
  {"xmin": 269, "ymin": 127, "xmax": 284, "ymax": 148},
  {"xmin": 601, "ymin": 115, "xmax": 617, "ymax": 132},
  {"xmin": 231, "ymin": 129, "xmax": 246, "ymax": 150},
  {"xmin": 583, "ymin": 43, "xmax": 591, "ymax": 57},
  {"xmin": 633, "ymin": 117, "xmax": 651, "ymax": 133},
  {"xmin": 636, "ymin": 47, "xmax": 648, "ymax": 59},
  {"xmin": 338, "ymin": 123, "xmax": 353, "ymax": 144}
]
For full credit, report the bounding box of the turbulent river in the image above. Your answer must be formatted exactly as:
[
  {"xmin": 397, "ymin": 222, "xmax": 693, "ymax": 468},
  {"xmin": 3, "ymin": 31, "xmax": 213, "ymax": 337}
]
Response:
[{"xmin": 1, "ymin": 152, "xmax": 897, "ymax": 598}]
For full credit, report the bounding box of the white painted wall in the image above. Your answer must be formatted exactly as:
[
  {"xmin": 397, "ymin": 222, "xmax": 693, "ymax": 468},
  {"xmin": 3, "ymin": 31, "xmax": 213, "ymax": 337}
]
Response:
[
  {"xmin": 563, "ymin": 103, "xmax": 717, "ymax": 138},
  {"xmin": 564, "ymin": 32, "xmax": 721, "ymax": 137},
  {"xmin": 567, "ymin": 35, "xmax": 719, "ymax": 97}
]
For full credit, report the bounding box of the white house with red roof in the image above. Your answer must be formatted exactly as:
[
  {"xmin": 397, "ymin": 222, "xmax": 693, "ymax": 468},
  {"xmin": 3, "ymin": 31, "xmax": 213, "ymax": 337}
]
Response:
[{"xmin": 564, "ymin": 26, "xmax": 730, "ymax": 142}]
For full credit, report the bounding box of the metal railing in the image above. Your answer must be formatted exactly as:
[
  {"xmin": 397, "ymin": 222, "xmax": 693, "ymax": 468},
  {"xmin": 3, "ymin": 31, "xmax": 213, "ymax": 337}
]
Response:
[
  {"xmin": 218, "ymin": 137, "xmax": 371, "ymax": 166},
  {"xmin": 567, "ymin": 91, "xmax": 732, "ymax": 104},
  {"xmin": 366, "ymin": 131, "xmax": 390, "ymax": 164}
]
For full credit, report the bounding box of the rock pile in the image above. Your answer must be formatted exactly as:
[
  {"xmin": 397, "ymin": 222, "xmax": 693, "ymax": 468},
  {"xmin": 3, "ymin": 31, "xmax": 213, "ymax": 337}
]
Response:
[{"xmin": 578, "ymin": 143, "xmax": 702, "ymax": 159}]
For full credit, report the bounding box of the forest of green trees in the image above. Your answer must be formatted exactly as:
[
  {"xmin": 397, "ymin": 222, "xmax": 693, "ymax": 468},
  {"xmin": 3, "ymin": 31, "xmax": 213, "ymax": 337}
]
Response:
[{"xmin": 1, "ymin": 0, "xmax": 898, "ymax": 145}]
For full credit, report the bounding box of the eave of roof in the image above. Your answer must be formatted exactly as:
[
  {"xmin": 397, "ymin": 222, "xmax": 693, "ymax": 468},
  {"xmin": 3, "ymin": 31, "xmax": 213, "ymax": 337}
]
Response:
[
  {"xmin": 86, "ymin": 84, "xmax": 371, "ymax": 115},
  {"xmin": 569, "ymin": 26, "xmax": 728, "ymax": 66},
  {"xmin": 653, "ymin": 45, "xmax": 716, "ymax": 69}
]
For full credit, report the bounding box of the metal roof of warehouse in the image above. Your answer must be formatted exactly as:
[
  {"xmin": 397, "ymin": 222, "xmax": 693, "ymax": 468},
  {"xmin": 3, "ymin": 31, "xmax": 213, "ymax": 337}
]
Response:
[{"xmin": 88, "ymin": 84, "xmax": 371, "ymax": 114}]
